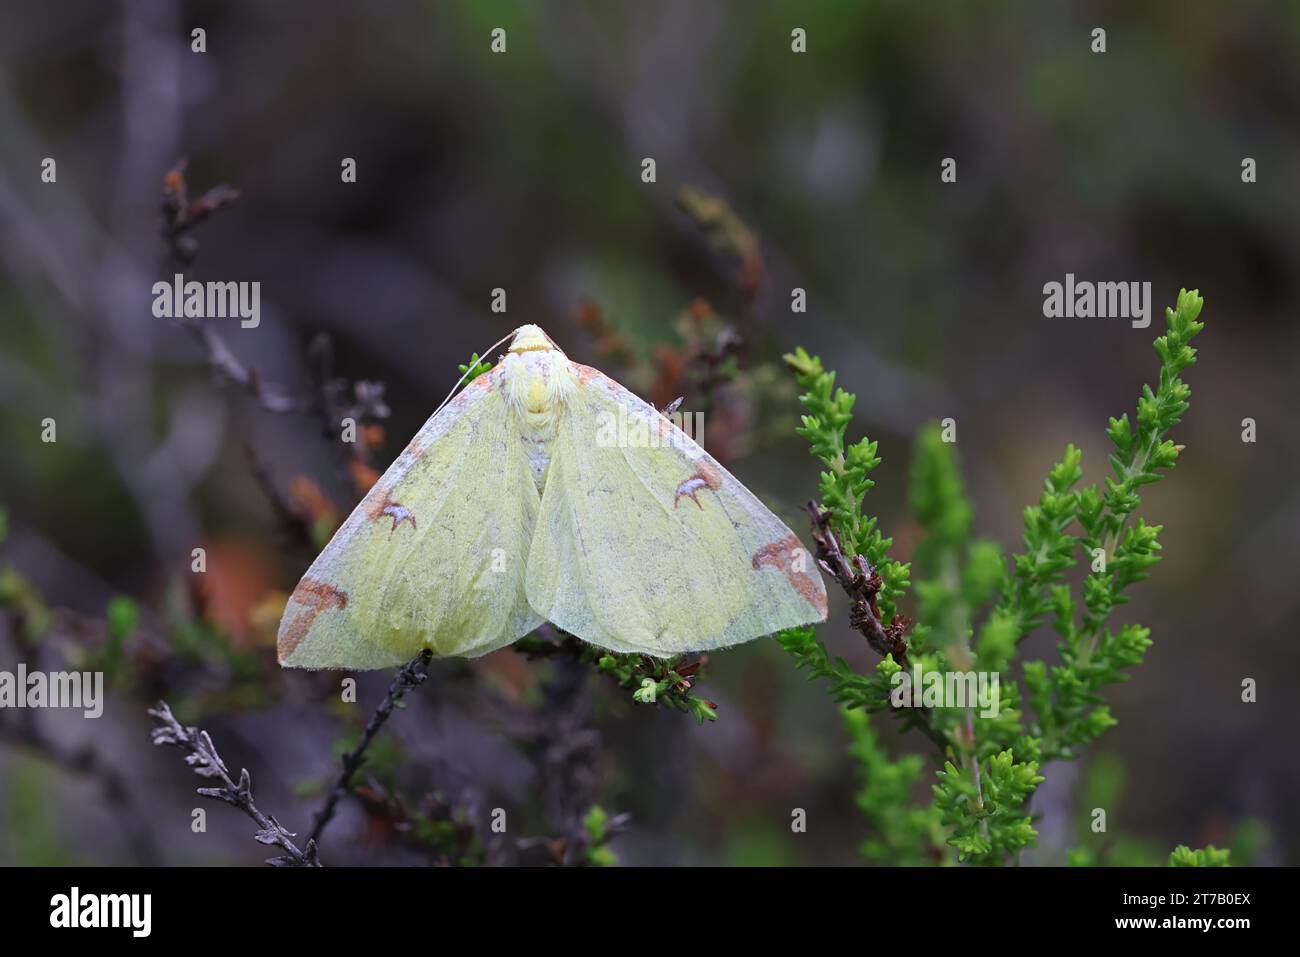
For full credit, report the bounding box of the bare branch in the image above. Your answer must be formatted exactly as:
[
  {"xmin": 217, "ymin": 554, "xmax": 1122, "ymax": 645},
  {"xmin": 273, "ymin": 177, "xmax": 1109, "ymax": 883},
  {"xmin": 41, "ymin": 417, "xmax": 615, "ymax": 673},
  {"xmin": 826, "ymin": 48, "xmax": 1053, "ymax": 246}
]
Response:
[
  {"xmin": 180, "ymin": 317, "xmax": 312, "ymax": 413},
  {"xmin": 147, "ymin": 701, "xmax": 320, "ymax": 867},
  {"xmin": 161, "ymin": 159, "xmax": 240, "ymax": 264},
  {"xmin": 307, "ymin": 650, "xmax": 433, "ymax": 847}
]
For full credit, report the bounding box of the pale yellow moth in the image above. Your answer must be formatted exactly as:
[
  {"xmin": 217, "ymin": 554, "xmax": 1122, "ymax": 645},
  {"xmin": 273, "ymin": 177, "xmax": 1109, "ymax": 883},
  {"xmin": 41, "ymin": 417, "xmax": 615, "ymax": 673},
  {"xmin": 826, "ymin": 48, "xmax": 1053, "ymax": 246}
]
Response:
[{"xmin": 277, "ymin": 324, "xmax": 827, "ymax": 669}]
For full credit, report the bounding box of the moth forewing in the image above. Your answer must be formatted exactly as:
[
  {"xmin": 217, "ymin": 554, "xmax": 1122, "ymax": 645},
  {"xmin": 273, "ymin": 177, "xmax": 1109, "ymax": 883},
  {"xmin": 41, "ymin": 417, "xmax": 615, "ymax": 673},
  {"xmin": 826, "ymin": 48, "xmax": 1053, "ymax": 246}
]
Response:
[{"xmin": 277, "ymin": 372, "xmax": 541, "ymax": 669}]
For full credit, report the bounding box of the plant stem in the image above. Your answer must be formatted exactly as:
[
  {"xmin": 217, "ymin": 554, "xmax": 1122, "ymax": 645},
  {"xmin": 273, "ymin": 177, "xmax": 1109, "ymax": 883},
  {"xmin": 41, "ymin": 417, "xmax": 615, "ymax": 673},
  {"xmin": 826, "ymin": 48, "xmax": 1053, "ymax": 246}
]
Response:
[
  {"xmin": 148, "ymin": 701, "xmax": 320, "ymax": 867},
  {"xmin": 307, "ymin": 649, "xmax": 433, "ymax": 847}
]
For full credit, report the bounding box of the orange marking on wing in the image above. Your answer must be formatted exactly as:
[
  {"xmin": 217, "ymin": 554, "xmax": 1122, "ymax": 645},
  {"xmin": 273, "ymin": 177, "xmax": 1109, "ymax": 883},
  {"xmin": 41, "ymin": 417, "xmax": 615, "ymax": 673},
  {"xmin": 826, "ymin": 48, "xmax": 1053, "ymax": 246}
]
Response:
[
  {"xmin": 278, "ymin": 579, "xmax": 348, "ymax": 661},
  {"xmin": 364, "ymin": 491, "xmax": 389, "ymax": 520},
  {"xmin": 751, "ymin": 535, "xmax": 828, "ymax": 616},
  {"xmin": 572, "ymin": 362, "xmax": 602, "ymax": 385},
  {"xmin": 694, "ymin": 459, "xmax": 722, "ymax": 490}
]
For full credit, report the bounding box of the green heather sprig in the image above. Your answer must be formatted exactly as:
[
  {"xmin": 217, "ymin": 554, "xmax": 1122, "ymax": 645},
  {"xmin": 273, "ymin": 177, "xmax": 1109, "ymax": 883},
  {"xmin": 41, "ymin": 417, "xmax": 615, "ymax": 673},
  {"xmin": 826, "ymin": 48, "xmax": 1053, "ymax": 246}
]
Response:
[
  {"xmin": 583, "ymin": 805, "xmax": 623, "ymax": 867},
  {"xmin": 1023, "ymin": 289, "xmax": 1205, "ymax": 762},
  {"xmin": 843, "ymin": 709, "xmax": 945, "ymax": 865},
  {"xmin": 1169, "ymin": 844, "xmax": 1231, "ymax": 867},
  {"xmin": 785, "ymin": 347, "xmax": 910, "ymax": 620},
  {"xmin": 778, "ymin": 349, "xmax": 930, "ymax": 741},
  {"xmin": 514, "ymin": 631, "xmax": 717, "ymax": 724},
  {"xmin": 459, "ymin": 352, "xmax": 493, "ymax": 382},
  {"xmin": 933, "ymin": 748, "xmax": 1043, "ymax": 861},
  {"xmin": 907, "ymin": 426, "xmax": 1043, "ymax": 864},
  {"xmin": 779, "ymin": 290, "xmax": 1209, "ymax": 866}
]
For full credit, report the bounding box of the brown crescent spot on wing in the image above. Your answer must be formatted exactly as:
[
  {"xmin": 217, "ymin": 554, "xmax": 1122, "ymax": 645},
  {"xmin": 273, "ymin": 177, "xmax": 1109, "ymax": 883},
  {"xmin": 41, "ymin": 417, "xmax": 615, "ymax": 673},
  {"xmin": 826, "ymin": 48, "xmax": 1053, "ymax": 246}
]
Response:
[
  {"xmin": 751, "ymin": 535, "xmax": 828, "ymax": 616},
  {"xmin": 673, "ymin": 460, "xmax": 723, "ymax": 510},
  {"xmin": 364, "ymin": 490, "xmax": 390, "ymax": 520},
  {"xmin": 365, "ymin": 490, "xmax": 417, "ymax": 534},
  {"xmin": 278, "ymin": 579, "xmax": 349, "ymax": 661},
  {"xmin": 694, "ymin": 458, "xmax": 723, "ymax": 489}
]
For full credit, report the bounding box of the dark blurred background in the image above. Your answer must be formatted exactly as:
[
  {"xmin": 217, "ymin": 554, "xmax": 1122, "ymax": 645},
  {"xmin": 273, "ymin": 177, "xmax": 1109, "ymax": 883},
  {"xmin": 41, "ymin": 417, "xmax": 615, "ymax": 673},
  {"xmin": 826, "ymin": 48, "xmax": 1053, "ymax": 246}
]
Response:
[{"xmin": 0, "ymin": 1, "xmax": 1296, "ymax": 866}]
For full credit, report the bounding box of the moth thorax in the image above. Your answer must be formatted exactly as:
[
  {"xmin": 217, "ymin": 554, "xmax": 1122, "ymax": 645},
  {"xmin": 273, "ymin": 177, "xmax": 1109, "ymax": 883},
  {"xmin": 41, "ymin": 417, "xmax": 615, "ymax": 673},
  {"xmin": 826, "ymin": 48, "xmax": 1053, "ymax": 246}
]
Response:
[
  {"xmin": 500, "ymin": 351, "xmax": 575, "ymax": 492},
  {"xmin": 502, "ymin": 350, "xmax": 576, "ymax": 429}
]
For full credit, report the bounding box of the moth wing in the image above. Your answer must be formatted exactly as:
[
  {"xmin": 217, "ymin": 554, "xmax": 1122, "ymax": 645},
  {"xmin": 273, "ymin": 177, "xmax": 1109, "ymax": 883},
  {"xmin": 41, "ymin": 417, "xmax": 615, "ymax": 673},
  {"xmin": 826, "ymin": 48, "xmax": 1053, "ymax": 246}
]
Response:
[
  {"xmin": 525, "ymin": 364, "xmax": 827, "ymax": 656},
  {"xmin": 278, "ymin": 373, "xmax": 542, "ymax": 669}
]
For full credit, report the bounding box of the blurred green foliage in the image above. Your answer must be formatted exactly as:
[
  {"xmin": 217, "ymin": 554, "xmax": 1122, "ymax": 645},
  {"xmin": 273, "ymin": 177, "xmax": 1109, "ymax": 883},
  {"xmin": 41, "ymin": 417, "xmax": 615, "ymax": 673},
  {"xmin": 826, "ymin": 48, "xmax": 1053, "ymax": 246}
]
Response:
[{"xmin": 3, "ymin": 759, "xmax": 70, "ymax": 866}]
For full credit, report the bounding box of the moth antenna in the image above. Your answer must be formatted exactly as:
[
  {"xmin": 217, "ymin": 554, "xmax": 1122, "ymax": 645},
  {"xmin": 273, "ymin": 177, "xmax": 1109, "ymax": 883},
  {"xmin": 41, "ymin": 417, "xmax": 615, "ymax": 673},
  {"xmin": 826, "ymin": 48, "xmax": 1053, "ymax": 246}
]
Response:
[{"xmin": 430, "ymin": 328, "xmax": 519, "ymax": 419}]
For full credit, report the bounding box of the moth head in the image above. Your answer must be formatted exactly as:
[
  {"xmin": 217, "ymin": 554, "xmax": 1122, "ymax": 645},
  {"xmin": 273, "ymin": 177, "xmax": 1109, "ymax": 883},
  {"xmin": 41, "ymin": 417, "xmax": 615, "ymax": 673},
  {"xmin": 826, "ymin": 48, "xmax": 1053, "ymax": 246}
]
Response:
[{"xmin": 509, "ymin": 324, "xmax": 563, "ymax": 355}]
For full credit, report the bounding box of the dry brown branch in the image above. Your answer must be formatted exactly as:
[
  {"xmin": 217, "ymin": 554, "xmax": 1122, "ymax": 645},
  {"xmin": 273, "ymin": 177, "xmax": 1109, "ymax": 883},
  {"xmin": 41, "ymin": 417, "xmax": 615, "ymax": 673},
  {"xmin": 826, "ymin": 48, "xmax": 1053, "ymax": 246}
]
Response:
[
  {"xmin": 161, "ymin": 159, "xmax": 240, "ymax": 263},
  {"xmin": 148, "ymin": 701, "xmax": 320, "ymax": 867},
  {"xmin": 307, "ymin": 650, "xmax": 433, "ymax": 847}
]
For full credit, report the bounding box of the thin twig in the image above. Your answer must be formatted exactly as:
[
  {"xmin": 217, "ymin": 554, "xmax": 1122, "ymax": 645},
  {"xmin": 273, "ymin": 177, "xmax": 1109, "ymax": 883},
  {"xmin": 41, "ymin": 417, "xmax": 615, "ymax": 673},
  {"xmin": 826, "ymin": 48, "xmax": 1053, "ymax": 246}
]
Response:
[
  {"xmin": 158, "ymin": 164, "xmax": 389, "ymax": 507},
  {"xmin": 962, "ymin": 711, "xmax": 989, "ymax": 841},
  {"xmin": 307, "ymin": 650, "xmax": 433, "ymax": 847},
  {"xmin": 702, "ymin": 325, "xmax": 742, "ymax": 385},
  {"xmin": 805, "ymin": 501, "xmax": 911, "ymax": 666},
  {"xmin": 180, "ymin": 318, "xmax": 311, "ymax": 413},
  {"xmin": 159, "ymin": 163, "xmax": 312, "ymax": 415},
  {"xmin": 305, "ymin": 332, "xmax": 392, "ymax": 501},
  {"xmin": 148, "ymin": 700, "xmax": 320, "ymax": 867},
  {"xmin": 684, "ymin": 317, "xmax": 742, "ymax": 419},
  {"xmin": 242, "ymin": 442, "xmax": 317, "ymax": 554},
  {"xmin": 804, "ymin": 502, "xmax": 951, "ymax": 756},
  {"xmin": 675, "ymin": 186, "xmax": 767, "ymax": 325},
  {"xmin": 161, "ymin": 159, "xmax": 240, "ymax": 263}
]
